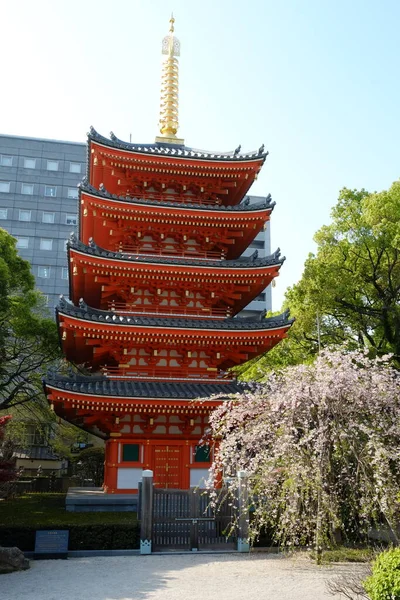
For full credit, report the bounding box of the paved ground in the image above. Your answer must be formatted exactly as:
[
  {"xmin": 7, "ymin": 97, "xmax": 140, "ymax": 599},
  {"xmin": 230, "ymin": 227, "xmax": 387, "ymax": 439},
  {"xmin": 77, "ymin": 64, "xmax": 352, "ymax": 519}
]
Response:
[{"xmin": 1, "ymin": 553, "xmax": 366, "ymax": 600}]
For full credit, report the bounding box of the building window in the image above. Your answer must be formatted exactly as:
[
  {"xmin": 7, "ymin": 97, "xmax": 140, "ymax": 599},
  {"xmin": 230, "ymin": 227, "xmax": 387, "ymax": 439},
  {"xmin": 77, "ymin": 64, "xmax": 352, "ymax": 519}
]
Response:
[
  {"xmin": 23, "ymin": 157, "xmax": 36, "ymax": 169},
  {"xmin": 0, "ymin": 155, "xmax": 13, "ymax": 167},
  {"xmin": 67, "ymin": 188, "xmax": 79, "ymax": 199},
  {"xmin": 21, "ymin": 183, "xmax": 34, "ymax": 195},
  {"xmin": 0, "ymin": 182, "xmax": 10, "ymax": 193},
  {"xmin": 66, "ymin": 214, "xmax": 77, "ymax": 226},
  {"xmin": 0, "ymin": 208, "xmax": 7, "ymax": 219},
  {"xmin": 194, "ymin": 445, "xmax": 211, "ymax": 463},
  {"xmin": 250, "ymin": 240, "xmax": 264, "ymax": 250},
  {"xmin": 19, "ymin": 209, "xmax": 31, "ymax": 222},
  {"xmin": 69, "ymin": 162, "xmax": 81, "ymax": 174},
  {"xmin": 46, "ymin": 160, "xmax": 59, "ymax": 171},
  {"xmin": 38, "ymin": 266, "xmax": 51, "ymax": 278},
  {"xmin": 42, "ymin": 211, "xmax": 55, "ymax": 224},
  {"xmin": 44, "ymin": 185, "xmax": 57, "ymax": 197},
  {"xmin": 16, "ymin": 237, "xmax": 29, "ymax": 249},
  {"xmin": 61, "ymin": 267, "xmax": 68, "ymax": 280},
  {"xmin": 40, "ymin": 238, "xmax": 53, "ymax": 251},
  {"xmin": 122, "ymin": 444, "xmax": 140, "ymax": 462},
  {"xmin": 24, "ymin": 424, "xmax": 49, "ymax": 446}
]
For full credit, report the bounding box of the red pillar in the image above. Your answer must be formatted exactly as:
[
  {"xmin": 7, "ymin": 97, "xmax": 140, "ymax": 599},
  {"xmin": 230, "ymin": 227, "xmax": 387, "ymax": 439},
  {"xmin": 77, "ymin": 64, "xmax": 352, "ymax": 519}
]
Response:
[{"xmin": 143, "ymin": 440, "xmax": 152, "ymax": 470}]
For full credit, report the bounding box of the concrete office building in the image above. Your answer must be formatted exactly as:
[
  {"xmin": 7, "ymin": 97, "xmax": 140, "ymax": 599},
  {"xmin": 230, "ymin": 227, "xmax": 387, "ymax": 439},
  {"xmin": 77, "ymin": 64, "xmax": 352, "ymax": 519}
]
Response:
[
  {"xmin": 0, "ymin": 134, "xmax": 85, "ymax": 311},
  {"xmin": 0, "ymin": 133, "xmax": 272, "ymax": 315}
]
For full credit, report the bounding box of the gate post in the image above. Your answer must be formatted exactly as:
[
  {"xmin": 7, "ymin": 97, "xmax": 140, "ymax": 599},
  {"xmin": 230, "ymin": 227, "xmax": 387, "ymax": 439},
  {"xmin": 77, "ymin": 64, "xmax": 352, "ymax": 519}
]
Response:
[
  {"xmin": 190, "ymin": 489, "xmax": 199, "ymax": 552},
  {"xmin": 140, "ymin": 470, "xmax": 154, "ymax": 555},
  {"xmin": 237, "ymin": 470, "xmax": 250, "ymax": 552}
]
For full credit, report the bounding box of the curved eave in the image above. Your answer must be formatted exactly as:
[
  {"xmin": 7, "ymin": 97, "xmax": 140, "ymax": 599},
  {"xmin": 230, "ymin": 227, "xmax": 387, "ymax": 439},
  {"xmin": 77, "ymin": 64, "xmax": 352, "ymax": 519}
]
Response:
[
  {"xmin": 79, "ymin": 189, "xmax": 272, "ymax": 225},
  {"xmin": 79, "ymin": 187, "xmax": 271, "ymax": 258},
  {"xmin": 68, "ymin": 244, "xmax": 282, "ymax": 316},
  {"xmin": 88, "ymin": 127, "xmax": 268, "ymax": 164},
  {"xmin": 68, "ymin": 244, "xmax": 284, "ymax": 273},
  {"xmin": 44, "ymin": 377, "xmax": 241, "ymax": 402},
  {"xmin": 79, "ymin": 183, "xmax": 275, "ymax": 215},
  {"xmin": 44, "ymin": 380, "xmax": 230, "ymax": 438},
  {"xmin": 56, "ymin": 305, "xmax": 293, "ymax": 337}
]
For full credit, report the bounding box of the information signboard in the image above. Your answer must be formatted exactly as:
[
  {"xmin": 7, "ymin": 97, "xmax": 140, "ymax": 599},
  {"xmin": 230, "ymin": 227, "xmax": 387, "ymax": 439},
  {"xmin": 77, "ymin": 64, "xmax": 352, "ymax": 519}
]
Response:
[{"xmin": 34, "ymin": 530, "xmax": 69, "ymax": 559}]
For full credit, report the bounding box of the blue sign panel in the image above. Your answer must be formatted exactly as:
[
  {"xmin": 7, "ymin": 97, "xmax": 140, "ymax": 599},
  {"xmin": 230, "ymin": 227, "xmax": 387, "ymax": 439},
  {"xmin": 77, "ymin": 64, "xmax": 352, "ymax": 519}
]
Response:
[{"xmin": 34, "ymin": 530, "xmax": 69, "ymax": 559}]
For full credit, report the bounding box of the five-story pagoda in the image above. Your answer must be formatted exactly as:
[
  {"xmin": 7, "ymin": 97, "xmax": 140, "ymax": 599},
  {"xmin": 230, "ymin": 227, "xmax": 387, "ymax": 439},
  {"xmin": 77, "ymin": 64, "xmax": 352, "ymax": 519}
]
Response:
[{"xmin": 44, "ymin": 18, "xmax": 293, "ymax": 493}]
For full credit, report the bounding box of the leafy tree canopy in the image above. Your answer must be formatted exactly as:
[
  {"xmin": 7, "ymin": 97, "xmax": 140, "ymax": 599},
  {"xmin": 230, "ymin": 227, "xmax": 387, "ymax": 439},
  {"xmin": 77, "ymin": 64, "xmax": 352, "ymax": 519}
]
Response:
[
  {"xmin": 73, "ymin": 447, "xmax": 105, "ymax": 487},
  {"xmin": 0, "ymin": 228, "xmax": 60, "ymax": 410},
  {"xmin": 239, "ymin": 181, "xmax": 400, "ymax": 379}
]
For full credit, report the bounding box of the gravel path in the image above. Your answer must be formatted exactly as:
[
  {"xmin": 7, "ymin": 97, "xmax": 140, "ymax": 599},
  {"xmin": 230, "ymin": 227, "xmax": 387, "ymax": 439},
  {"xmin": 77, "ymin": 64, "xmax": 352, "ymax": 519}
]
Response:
[{"xmin": 1, "ymin": 553, "xmax": 365, "ymax": 600}]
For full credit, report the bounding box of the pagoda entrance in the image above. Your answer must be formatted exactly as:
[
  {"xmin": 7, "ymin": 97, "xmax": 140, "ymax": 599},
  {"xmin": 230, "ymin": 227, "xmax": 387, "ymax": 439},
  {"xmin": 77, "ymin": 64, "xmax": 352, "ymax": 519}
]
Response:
[{"xmin": 153, "ymin": 445, "xmax": 182, "ymax": 489}]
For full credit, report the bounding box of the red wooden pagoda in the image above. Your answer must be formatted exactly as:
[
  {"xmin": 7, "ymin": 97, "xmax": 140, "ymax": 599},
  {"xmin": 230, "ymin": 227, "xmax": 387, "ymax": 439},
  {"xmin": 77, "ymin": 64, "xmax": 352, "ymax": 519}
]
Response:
[{"xmin": 44, "ymin": 17, "xmax": 292, "ymax": 493}]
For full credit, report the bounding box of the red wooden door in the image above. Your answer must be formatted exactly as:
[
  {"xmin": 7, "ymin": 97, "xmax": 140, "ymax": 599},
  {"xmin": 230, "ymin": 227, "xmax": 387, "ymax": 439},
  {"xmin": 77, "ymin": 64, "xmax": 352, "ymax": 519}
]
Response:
[{"xmin": 153, "ymin": 445, "xmax": 182, "ymax": 489}]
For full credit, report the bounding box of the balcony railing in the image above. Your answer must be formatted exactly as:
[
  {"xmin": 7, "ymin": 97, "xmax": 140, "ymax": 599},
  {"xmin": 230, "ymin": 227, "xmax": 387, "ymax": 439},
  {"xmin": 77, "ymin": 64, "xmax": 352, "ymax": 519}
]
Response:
[
  {"xmin": 100, "ymin": 365, "xmax": 234, "ymax": 383},
  {"xmin": 106, "ymin": 302, "xmax": 230, "ymax": 319},
  {"xmin": 116, "ymin": 244, "xmax": 225, "ymax": 261},
  {"xmin": 132, "ymin": 190, "xmax": 222, "ymax": 207}
]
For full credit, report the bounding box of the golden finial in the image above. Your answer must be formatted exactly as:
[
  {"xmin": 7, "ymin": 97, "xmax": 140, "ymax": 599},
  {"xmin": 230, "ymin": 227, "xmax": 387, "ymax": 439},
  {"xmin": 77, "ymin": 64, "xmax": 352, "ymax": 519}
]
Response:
[
  {"xmin": 169, "ymin": 13, "xmax": 175, "ymax": 33},
  {"xmin": 155, "ymin": 15, "xmax": 184, "ymax": 145}
]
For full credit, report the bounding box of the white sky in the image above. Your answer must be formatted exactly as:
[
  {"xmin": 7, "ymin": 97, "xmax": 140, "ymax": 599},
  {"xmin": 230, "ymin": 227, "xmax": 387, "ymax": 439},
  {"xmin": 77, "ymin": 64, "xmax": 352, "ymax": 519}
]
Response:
[{"xmin": 2, "ymin": 0, "xmax": 400, "ymax": 309}]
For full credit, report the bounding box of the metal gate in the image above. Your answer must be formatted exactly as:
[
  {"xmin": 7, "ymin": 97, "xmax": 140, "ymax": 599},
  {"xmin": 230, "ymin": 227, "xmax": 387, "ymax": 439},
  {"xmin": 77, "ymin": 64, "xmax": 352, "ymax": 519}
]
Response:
[{"xmin": 152, "ymin": 488, "xmax": 235, "ymax": 551}]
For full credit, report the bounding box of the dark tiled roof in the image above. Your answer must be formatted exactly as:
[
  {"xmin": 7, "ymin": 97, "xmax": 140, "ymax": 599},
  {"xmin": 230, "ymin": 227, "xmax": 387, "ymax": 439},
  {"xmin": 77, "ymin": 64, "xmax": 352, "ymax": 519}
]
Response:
[
  {"xmin": 68, "ymin": 235, "xmax": 285, "ymax": 270},
  {"xmin": 88, "ymin": 127, "xmax": 268, "ymax": 162},
  {"xmin": 57, "ymin": 297, "xmax": 294, "ymax": 332},
  {"xmin": 45, "ymin": 372, "xmax": 244, "ymax": 399},
  {"xmin": 15, "ymin": 446, "xmax": 60, "ymax": 461},
  {"xmin": 79, "ymin": 180, "xmax": 275, "ymax": 213}
]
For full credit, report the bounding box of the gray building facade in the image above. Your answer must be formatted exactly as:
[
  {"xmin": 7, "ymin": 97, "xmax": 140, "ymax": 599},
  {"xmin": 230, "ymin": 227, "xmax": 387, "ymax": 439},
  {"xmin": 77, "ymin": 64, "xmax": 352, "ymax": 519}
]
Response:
[
  {"xmin": 0, "ymin": 134, "xmax": 84, "ymax": 311},
  {"xmin": 0, "ymin": 133, "xmax": 272, "ymax": 315}
]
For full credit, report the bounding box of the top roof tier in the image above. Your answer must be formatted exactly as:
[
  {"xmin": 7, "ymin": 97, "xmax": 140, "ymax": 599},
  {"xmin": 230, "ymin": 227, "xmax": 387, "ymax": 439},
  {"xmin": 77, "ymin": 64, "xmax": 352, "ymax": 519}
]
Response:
[{"xmin": 88, "ymin": 128, "xmax": 268, "ymax": 206}]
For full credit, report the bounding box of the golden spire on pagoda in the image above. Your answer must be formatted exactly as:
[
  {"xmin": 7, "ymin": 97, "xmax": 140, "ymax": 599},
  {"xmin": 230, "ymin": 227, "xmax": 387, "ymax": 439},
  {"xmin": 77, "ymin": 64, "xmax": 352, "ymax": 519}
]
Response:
[{"xmin": 155, "ymin": 14, "xmax": 185, "ymax": 145}]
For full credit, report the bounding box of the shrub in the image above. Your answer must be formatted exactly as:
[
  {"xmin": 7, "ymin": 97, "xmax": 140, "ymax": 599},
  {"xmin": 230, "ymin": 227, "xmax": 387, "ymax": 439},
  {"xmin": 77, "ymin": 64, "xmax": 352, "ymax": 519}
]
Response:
[{"xmin": 364, "ymin": 548, "xmax": 400, "ymax": 600}]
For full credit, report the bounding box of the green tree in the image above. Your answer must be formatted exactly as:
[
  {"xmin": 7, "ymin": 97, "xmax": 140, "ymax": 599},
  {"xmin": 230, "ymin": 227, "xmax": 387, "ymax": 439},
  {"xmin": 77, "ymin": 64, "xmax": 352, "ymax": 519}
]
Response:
[
  {"xmin": 74, "ymin": 447, "xmax": 105, "ymax": 486},
  {"xmin": 239, "ymin": 181, "xmax": 400, "ymax": 379},
  {"xmin": 0, "ymin": 228, "xmax": 60, "ymax": 410},
  {"xmin": 291, "ymin": 183, "xmax": 400, "ymax": 358}
]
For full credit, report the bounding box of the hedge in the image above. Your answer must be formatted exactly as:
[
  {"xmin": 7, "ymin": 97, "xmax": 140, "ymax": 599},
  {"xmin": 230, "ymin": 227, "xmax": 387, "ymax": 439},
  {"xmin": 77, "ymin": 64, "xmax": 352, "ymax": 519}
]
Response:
[
  {"xmin": 0, "ymin": 524, "xmax": 140, "ymax": 551},
  {"xmin": 0, "ymin": 493, "xmax": 140, "ymax": 551}
]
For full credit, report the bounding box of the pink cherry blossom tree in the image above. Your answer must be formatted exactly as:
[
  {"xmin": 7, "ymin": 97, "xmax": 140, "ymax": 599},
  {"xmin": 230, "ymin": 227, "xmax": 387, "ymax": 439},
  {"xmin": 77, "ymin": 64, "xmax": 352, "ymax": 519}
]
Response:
[{"xmin": 206, "ymin": 349, "xmax": 400, "ymax": 554}]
